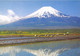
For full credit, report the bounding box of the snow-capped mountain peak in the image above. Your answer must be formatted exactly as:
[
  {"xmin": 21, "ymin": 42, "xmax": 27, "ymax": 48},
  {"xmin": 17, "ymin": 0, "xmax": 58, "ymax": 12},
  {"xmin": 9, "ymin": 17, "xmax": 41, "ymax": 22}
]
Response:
[{"xmin": 25, "ymin": 6, "xmax": 69, "ymax": 18}]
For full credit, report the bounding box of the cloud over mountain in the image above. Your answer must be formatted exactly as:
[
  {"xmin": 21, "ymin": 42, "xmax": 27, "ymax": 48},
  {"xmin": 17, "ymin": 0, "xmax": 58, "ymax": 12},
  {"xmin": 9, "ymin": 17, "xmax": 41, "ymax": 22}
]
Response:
[
  {"xmin": 8, "ymin": 9, "xmax": 15, "ymax": 15},
  {"xmin": 0, "ymin": 9, "xmax": 20, "ymax": 25}
]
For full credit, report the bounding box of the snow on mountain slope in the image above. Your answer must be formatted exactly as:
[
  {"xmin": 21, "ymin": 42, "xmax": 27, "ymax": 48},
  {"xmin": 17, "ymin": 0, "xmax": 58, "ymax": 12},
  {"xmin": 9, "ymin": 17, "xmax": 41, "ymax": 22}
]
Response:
[{"xmin": 25, "ymin": 6, "xmax": 70, "ymax": 18}]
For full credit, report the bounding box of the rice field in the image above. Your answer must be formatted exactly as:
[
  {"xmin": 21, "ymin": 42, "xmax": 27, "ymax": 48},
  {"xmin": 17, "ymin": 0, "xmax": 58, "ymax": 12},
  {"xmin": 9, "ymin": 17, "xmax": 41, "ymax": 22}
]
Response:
[{"xmin": 0, "ymin": 29, "xmax": 80, "ymax": 37}]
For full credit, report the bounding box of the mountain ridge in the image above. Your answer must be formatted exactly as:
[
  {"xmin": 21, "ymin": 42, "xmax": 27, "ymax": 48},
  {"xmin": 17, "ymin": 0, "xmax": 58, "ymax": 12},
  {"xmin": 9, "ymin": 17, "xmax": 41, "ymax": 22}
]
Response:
[{"xmin": 0, "ymin": 6, "xmax": 80, "ymax": 29}]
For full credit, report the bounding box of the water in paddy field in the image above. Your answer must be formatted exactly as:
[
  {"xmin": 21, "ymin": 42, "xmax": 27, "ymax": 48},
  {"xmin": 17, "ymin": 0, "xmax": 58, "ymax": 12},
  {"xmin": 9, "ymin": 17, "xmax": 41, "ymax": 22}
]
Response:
[{"xmin": 0, "ymin": 39, "xmax": 80, "ymax": 56}]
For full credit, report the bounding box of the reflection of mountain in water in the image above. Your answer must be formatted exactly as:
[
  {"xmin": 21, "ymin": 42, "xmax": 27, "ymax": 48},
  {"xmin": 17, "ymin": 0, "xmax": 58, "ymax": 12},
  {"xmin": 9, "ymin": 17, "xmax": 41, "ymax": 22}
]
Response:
[
  {"xmin": 0, "ymin": 39, "xmax": 80, "ymax": 56},
  {"xmin": 24, "ymin": 48, "xmax": 69, "ymax": 56},
  {"xmin": 0, "ymin": 46, "xmax": 69, "ymax": 56}
]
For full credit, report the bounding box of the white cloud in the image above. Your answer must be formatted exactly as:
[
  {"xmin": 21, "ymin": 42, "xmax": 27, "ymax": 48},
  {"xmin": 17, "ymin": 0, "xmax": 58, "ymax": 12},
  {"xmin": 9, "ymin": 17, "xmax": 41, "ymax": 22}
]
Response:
[
  {"xmin": 0, "ymin": 9, "xmax": 20, "ymax": 25},
  {"xmin": 0, "ymin": 15, "xmax": 12, "ymax": 25},
  {"xmin": 8, "ymin": 9, "xmax": 15, "ymax": 15}
]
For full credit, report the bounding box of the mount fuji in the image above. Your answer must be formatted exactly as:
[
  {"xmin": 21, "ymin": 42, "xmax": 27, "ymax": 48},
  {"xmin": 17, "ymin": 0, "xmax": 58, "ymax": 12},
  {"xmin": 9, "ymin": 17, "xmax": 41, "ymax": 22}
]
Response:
[
  {"xmin": 25, "ymin": 6, "xmax": 70, "ymax": 18},
  {"xmin": 1, "ymin": 6, "xmax": 80, "ymax": 29}
]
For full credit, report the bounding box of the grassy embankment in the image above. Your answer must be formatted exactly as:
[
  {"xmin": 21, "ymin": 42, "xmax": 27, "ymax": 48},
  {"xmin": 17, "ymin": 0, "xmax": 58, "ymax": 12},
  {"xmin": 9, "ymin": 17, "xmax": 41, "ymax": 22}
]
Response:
[{"xmin": 0, "ymin": 29, "xmax": 80, "ymax": 37}]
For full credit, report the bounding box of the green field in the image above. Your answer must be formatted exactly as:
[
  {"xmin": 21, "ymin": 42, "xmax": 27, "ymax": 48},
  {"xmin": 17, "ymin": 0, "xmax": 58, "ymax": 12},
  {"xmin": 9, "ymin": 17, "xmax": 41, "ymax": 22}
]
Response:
[{"xmin": 0, "ymin": 29, "xmax": 80, "ymax": 37}]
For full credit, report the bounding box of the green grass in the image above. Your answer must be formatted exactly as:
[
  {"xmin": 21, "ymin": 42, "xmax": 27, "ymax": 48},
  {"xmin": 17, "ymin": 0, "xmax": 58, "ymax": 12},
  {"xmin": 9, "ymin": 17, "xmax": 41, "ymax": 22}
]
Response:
[
  {"xmin": 0, "ymin": 29, "xmax": 80, "ymax": 34},
  {"xmin": 0, "ymin": 29, "xmax": 80, "ymax": 37}
]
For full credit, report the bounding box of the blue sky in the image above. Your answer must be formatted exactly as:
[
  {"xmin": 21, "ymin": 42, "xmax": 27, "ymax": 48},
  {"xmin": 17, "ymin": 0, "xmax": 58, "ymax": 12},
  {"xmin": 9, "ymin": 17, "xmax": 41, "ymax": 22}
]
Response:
[{"xmin": 0, "ymin": 0, "xmax": 80, "ymax": 17}]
